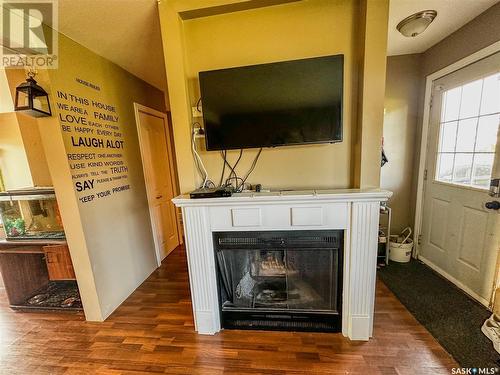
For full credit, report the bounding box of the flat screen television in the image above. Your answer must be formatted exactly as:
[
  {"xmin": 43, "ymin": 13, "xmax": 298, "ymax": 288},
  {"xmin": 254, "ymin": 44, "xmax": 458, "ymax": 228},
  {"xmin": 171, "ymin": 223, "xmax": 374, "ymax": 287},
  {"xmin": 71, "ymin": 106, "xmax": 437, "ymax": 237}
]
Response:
[{"xmin": 199, "ymin": 54, "xmax": 343, "ymax": 151}]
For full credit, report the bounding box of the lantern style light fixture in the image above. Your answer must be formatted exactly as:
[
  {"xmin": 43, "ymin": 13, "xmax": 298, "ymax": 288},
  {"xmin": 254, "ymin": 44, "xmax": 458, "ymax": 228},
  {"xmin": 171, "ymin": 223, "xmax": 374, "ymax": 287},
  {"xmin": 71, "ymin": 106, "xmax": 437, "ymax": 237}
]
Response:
[
  {"xmin": 397, "ymin": 10, "xmax": 437, "ymax": 38},
  {"xmin": 15, "ymin": 70, "xmax": 52, "ymax": 117}
]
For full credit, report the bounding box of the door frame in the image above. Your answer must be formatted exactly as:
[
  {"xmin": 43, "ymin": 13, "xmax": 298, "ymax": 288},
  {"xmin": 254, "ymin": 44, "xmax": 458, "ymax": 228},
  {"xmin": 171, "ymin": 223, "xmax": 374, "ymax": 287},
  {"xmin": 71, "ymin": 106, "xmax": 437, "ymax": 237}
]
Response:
[
  {"xmin": 134, "ymin": 103, "xmax": 180, "ymax": 266},
  {"xmin": 414, "ymin": 41, "xmax": 500, "ymax": 306}
]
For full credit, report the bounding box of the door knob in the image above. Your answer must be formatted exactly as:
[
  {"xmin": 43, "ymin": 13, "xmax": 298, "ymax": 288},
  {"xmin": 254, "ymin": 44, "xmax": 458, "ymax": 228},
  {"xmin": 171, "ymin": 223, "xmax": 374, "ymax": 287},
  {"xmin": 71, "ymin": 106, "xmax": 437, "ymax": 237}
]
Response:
[
  {"xmin": 156, "ymin": 195, "xmax": 163, "ymax": 199},
  {"xmin": 485, "ymin": 201, "xmax": 500, "ymax": 210}
]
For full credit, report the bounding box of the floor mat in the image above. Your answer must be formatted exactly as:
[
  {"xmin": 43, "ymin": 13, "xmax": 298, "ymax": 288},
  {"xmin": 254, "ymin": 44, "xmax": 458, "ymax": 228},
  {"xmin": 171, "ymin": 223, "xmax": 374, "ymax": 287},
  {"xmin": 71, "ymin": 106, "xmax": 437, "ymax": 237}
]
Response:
[{"xmin": 378, "ymin": 259, "xmax": 499, "ymax": 367}]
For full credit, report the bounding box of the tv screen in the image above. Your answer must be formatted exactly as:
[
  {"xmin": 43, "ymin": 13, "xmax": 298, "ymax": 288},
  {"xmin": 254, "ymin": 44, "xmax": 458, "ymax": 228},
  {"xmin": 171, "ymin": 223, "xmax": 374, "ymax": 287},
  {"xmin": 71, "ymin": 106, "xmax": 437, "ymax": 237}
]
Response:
[{"xmin": 199, "ymin": 54, "xmax": 343, "ymax": 151}]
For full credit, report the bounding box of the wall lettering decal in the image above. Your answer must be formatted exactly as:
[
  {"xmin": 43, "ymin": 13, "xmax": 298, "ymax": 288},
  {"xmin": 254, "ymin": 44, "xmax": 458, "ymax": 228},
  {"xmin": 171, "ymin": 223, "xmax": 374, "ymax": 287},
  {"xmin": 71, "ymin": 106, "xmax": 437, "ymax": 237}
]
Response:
[{"xmin": 55, "ymin": 90, "xmax": 130, "ymax": 204}]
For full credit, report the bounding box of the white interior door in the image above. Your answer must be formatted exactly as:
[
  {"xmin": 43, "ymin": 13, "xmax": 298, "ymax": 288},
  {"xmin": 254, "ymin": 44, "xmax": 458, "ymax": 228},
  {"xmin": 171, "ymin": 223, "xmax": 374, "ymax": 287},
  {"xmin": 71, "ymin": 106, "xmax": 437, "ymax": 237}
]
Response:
[
  {"xmin": 135, "ymin": 105, "xmax": 180, "ymax": 263},
  {"xmin": 420, "ymin": 52, "xmax": 500, "ymax": 306}
]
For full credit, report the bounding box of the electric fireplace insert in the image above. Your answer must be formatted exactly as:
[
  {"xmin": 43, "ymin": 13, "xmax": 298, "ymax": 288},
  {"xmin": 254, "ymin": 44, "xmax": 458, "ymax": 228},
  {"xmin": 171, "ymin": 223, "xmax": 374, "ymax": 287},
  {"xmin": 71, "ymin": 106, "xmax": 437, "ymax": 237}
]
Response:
[{"xmin": 214, "ymin": 230, "xmax": 343, "ymax": 332}]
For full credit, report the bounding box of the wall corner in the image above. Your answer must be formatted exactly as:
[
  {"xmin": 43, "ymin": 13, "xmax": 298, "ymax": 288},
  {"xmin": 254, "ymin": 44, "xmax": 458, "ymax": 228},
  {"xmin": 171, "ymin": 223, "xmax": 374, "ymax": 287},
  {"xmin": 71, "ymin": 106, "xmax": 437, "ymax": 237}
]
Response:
[{"xmin": 353, "ymin": 0, "xmax": 389, "ymax": 189}]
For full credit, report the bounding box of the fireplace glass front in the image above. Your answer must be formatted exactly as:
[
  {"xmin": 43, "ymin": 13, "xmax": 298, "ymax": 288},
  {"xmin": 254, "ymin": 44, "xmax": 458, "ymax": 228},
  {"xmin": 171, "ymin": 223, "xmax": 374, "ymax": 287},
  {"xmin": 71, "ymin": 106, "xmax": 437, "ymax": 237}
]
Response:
[{"xmin": 214, "ymin": 230, "xmax": 343, "ymax": 332}]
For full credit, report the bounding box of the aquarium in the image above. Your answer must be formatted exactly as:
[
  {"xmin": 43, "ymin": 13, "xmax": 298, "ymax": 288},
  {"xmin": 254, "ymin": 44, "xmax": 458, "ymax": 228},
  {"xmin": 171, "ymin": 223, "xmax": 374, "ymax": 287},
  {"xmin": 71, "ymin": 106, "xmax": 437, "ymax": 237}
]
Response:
[{"xmin": 0, "ymin": 189, "xmax": 65, "ymax": 240}]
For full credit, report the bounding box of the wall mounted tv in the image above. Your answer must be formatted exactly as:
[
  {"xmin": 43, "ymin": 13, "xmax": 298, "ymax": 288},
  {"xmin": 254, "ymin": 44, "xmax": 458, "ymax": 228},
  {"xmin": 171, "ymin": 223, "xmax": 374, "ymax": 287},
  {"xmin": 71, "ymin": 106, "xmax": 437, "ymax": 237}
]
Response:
[{"xmin": 199, "ymin": 54, "xmax": 344, "ymax": 151}]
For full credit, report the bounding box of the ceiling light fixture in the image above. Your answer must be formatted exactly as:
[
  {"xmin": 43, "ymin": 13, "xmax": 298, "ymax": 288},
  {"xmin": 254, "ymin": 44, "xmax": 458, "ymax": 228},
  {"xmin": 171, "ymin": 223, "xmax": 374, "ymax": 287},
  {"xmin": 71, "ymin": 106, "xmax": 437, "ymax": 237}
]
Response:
[{"xmin": 397, "ymin": 10, "xmax": 437, "ymax": 38}]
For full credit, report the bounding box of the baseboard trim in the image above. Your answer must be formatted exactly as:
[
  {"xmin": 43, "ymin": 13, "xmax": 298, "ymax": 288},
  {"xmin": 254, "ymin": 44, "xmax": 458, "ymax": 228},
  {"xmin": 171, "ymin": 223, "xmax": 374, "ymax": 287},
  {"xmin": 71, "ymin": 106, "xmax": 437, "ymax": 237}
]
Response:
[
  {"xmin": 195, "ymin": 310, "xmax": 219, "ymax": 335},
  {"xmin": 418, "ymin": 255, "xmax": 491, "ymax": 308},
  {"xmin": 349, "ymin": 314, "xmax": 371, "ymax": 341}
]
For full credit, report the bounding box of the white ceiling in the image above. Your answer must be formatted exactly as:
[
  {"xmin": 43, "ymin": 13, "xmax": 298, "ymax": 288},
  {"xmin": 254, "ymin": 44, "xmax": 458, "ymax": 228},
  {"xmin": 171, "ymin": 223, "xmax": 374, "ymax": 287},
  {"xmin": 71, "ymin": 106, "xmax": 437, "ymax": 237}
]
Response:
[
  {"xmin": 388, "ymin": 0, "xmax": 499, "ymax": 56},
  {"xmin": 56, "ymin": 0, "xmax": 167, "ymax": 91}
]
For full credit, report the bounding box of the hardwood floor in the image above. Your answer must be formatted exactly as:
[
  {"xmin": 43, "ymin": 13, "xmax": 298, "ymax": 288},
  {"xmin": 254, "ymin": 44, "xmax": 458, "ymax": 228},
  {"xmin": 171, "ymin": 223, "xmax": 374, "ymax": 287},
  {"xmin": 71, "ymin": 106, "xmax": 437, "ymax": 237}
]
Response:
[{"xmin": 0, "ymin": 246, "xmax": 457, "ymax": 374}]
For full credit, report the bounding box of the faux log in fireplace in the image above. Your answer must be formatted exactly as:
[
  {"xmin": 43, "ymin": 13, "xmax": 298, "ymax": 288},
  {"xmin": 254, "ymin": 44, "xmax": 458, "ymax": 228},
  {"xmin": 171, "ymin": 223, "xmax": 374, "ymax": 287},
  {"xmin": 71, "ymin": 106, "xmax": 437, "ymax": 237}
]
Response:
[{"xmin": 213, "ymin": 230, "xmax": 343, "ymax": 332}]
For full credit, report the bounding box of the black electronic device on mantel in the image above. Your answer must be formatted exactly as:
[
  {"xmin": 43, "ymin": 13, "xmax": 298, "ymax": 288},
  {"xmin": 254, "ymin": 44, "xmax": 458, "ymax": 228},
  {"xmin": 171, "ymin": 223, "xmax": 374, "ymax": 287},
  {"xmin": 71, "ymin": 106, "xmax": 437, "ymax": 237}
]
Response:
[
  {"xmin": 199, "ymin": 54, "xmax": 344, "ymax": 151},
  {"xmin": 190, "ymin": 187, "xmax": 233, "ymax": 199}
]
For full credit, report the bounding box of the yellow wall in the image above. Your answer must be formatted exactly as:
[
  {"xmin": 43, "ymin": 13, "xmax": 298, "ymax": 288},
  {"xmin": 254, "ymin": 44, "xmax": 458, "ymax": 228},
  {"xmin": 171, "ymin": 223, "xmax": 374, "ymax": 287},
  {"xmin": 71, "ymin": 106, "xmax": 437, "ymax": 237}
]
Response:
[
  {"xmin": 352, "ymin": 0, "xmax": 389, "ymax": 188},
  {"xmin": 32, "ymin": 67, "xmax": 102, "ymax": 319},
  {"xmin": 0, "ymin": 69, "xmax": 52, "ymax": 190},
  {"xmin": 17, "ymin": 113, "xmax": 52, "ymax": 187},
  {"xmin": 184, "ymin": 0, "xmax": 355, "ymax": 190},
  {"xmin": 0, "ymin": 113, "xmax": 33, "ymax": 189},
  {"xmin": 159, "ymin": 0, "xmax": 389, "ymax": 193},
  {"xmin": 5, "ymin": 30, "xmax": 167, "ymax": 320},
  {"xmin": 43, "ymin": 32, "xmax": 166, "ymax": 320},
  {"xmin": 0, "ymin": 69, "xmax": 13, "ymax": 113}
]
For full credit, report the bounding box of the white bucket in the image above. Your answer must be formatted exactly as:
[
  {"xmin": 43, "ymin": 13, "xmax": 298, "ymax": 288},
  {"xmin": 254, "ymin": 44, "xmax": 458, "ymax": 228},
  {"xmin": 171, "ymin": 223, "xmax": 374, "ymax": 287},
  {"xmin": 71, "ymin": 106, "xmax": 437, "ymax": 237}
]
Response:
[{"xmin": 389, "ymin": 227, "xmax": 413, "ymax": 263}]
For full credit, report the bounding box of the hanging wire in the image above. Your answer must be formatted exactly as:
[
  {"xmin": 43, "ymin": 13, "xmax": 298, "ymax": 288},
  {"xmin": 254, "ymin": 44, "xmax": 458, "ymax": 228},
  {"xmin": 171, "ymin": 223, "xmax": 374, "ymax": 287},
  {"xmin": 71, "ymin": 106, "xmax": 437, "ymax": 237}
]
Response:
[
  {"xmin": 217, "ymin": 148, "xmax": 264, "ymax": 192},
  {"xmin": 191, "ymin": 122, "xmax": 209, "ymax": 189},
  {"xmin": 218, "ymin": 150, "xmax": 227, "ymax": 187},
  {"xmin": 238, "ymin": 148, "xmax": 263, "ymax": 192}
]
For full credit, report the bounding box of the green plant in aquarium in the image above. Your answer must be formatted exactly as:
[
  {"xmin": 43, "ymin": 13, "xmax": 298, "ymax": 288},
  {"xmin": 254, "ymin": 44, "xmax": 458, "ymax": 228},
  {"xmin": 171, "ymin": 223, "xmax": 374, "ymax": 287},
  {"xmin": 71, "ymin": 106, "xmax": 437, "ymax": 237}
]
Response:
[{"xmin": 4, "ymin": 217, "xmax": 25, "ymax": 237}]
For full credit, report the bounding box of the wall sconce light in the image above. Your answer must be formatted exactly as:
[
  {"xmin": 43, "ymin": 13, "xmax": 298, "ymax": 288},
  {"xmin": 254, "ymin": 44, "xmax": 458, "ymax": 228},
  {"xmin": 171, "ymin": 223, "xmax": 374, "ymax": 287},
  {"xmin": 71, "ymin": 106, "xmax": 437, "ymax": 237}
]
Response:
[
  {"xmin": 397, "ymin": 10, "xmax": 437, "ymax": 38},
  {"xmin": 15, "ymin": 71, "xmax": 52, "ymax": 117}
]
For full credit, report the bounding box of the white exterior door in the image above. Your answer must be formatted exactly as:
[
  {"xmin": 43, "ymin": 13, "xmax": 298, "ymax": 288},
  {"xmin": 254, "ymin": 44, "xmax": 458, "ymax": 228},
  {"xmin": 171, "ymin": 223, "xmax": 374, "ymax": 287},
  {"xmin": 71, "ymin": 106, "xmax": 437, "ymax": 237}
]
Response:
[
  {"xmin": 135, "ymin": 105, "xmax": 180, "ymax": 263},
  {"xmin": 420, "ymin": 52, "xmax": 500, "ymax": 306}
]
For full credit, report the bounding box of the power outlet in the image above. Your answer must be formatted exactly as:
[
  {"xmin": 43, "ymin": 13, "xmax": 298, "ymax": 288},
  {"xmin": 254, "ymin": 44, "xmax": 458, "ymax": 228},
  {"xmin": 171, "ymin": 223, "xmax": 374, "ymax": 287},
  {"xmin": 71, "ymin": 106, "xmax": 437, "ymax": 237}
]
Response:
[
  {"xmin": 193, "ymin": 125, "xmax": 205, "ymax": 138},
  {"xmin": 192, "ymin": 105, "xmax": 203, "ymax": 118}
]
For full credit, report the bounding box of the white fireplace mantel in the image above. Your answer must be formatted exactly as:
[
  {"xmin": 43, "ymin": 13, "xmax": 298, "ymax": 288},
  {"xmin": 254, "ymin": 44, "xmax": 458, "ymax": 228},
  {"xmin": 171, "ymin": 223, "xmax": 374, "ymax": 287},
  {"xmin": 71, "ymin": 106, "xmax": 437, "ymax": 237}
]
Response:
[{"xmin": 173, "ymin": 189, "xmax": 392, "ymax": 340}]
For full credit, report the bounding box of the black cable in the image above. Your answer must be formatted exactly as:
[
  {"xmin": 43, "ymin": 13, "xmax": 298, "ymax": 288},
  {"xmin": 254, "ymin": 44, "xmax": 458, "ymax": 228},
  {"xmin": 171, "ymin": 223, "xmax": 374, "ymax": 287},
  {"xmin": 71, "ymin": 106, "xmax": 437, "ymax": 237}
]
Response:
[
  {"xmin": 238, "ymin": 148, "xmax": 263, "ymax": 192},
  {"xmin": 196, "ymin": 97, "xmax": 202, "ymax": 112},
  {"xmin": 230, "ymin": 149, "xmax": 243, "ymax": 180},
  {"xmin": 224, "ymin": 150, "xmax": 243, "ymax": 190},
  {"xmin": 218, "ymin": 150, "xmax": 227, "ymax": 187},
  {"xmin": 225, "ymin": 176, "xmax": 244, "ymax": 190},
  {"xmin": 222, "ymin": 151, "xmax": 237, "ymax": 187},
  {"xmin": 221, "ymin": 152, "xmax": 232, "ymax": 187}
]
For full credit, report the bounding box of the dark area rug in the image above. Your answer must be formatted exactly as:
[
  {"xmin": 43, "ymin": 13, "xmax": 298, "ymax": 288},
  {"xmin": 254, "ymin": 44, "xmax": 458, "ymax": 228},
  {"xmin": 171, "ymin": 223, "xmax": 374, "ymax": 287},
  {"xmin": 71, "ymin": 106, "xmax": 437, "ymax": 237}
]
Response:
[{"xmin": 378, "ymin": 259, "xmax": 499, "ymax": 367}]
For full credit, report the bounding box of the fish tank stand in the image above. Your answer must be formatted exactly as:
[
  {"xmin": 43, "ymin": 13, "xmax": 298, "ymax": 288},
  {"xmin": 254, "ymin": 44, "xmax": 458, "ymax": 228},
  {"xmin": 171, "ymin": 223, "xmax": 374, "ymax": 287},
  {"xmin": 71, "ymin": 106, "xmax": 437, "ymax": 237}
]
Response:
[
  {"xmin": 0, "ymin": 189, "xmax": 82, "ymax": 313},
  {"xmin": 0, "ymin": 243, "xmax": 83, "ymax": 312}
]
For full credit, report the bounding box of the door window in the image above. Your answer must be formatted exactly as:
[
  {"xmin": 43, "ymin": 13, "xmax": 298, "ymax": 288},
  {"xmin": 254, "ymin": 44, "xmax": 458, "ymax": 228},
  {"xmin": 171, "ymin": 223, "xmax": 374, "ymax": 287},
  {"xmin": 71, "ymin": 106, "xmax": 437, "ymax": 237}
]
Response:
[{"xmin": 435, "ymin": 72, "xmax": 499, "ymax": 188}]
